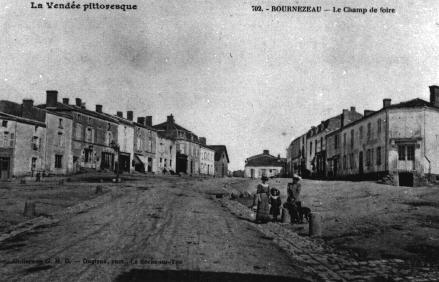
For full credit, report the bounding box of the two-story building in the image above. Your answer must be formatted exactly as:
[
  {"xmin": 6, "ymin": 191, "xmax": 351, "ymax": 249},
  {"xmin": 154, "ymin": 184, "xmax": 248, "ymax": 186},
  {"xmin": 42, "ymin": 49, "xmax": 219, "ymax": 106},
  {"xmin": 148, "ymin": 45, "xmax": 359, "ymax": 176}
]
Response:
[
  {"xmin": 39, "ymin": 91, "xmax": 119, "ymax": 172},
  {"xmin": 0, "ymin": 110, "xmax": 46, "ymax": 179},
  {"xmin": 244, "ymin": 150, "xmax": 286, "ymax": 178},
  {"xmin": 132, "ymin": 114, "xmax": 157, "ymax": 173},
  {"xmin": 156, "ymin": 132, "xmax": 176, "ymax": 174},
  {"xmin": 113, "ymin": 111, "xmax": 135, "ymax": 173},
  {"xmin": 209, "ymin": 145, "xmax": 229, "ymax": 177},
  {"xmin": 154, "ymin": 115, "xmax": 200, "ymax": 175},
  {"xmin": 0, "ymin": 97, "xmax": 75, "ymax": 177},
  {"xmin": 286, "ymin": 134, "xmax": 307, "ymax": 177},
  {"xmin": 199, "ymin": 138, "xmax": 215, "ymax": 176},
  {"xmin": 306, "ymin": 108, "xmax": 362, "ymax": 178},
  {"xmin": 326, "ymin": 85, "xmax": 439, "ymax": 186}
]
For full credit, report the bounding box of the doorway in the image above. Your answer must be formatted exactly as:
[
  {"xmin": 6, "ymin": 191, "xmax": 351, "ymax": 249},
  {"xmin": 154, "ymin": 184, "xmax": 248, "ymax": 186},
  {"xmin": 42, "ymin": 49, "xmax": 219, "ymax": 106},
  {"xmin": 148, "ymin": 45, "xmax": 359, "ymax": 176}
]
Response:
[
  {"xmin": 399, "ymin": 172, "xmax": 414, "ymax": 187},
  {"xmin": 0, "ymin": 157, "xmax": 10, "ymax": 180},
  {"xmin": 359, "ymin": 151, "xmax": 364, "ymax": 176}
]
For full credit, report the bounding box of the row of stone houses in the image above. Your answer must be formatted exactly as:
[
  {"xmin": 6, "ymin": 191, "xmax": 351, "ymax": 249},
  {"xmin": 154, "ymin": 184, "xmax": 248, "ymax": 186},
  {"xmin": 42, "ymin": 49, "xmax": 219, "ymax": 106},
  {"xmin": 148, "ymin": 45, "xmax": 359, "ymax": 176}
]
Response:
[
  {"xmin": 286, "ymin": 85, "xmax": 439, "ymax": 186},
  {"xmin": 0, "ymin": 90, "xmax": 229, "ymax": 180}
]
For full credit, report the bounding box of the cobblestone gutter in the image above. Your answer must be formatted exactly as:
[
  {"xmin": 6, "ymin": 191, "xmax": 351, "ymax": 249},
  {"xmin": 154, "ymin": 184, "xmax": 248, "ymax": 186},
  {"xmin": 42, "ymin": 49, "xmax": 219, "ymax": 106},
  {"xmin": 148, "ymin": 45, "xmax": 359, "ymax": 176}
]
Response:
[{"xmin": 220, "ymin": 198, "xmax": 439, "ymax": 282}]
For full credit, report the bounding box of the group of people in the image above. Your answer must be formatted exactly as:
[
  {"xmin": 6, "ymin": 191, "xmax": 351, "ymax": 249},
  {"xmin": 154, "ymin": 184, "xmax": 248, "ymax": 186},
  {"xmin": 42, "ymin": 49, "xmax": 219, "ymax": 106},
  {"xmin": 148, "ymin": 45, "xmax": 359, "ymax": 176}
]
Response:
[{"xmin": 252, "ymin": 174, "xmax": 302, "ymax": 224}]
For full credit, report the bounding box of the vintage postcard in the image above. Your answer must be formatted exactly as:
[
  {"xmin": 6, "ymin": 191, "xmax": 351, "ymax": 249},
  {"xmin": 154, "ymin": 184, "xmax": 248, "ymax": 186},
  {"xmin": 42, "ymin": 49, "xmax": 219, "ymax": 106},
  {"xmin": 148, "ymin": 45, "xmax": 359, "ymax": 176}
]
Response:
[{"xmin": 0, "ymin": 0, "xmax": 438, "ymax": 281}]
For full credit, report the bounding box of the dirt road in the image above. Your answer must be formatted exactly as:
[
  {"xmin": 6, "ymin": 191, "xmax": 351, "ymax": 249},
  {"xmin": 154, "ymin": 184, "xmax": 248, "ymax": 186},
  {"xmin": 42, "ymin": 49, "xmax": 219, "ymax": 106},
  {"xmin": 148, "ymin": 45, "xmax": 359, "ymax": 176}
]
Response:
[{"xmin": 0, "ymin": 177, "xmax": 310, "ymax": 282}]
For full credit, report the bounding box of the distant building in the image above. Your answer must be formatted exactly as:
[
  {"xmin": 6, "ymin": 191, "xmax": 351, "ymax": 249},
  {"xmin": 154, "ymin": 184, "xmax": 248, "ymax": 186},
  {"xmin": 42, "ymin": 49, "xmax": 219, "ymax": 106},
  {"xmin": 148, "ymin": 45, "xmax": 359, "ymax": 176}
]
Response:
[
  {"xmin": 113, "ymin": 111, "xmax": 135, "ymax": 173},
  {"xmin": 199, "ymin": 138, "xmax": 215, "ymax": 176},
  {"xmin": 156, "ymin": 132, "xmax": 176, "ymax": 174},
  {"xmin": 39, "ymin": 91, "xmax": 119, "ymax": 172},
  {"xmin": 0, "ymin": 97, "xmax": 74, "ymax": 177},
  {"xmin": 232, "ymin": 170, "xmax": 244, "ymax": 177},
  {"xmin": 132, "ymin": 114, "xmax": 157, "ymax": 173},
  {"xmin": 244, "ymin": 150, "xmax": 286, "ymax": 178},
  {"xmin": 0, "ymin": 111, "xmax": 46, "ymax": 179},
  {"xmin": 154, "ymin": 115, "xmax": 201, "ymax": 175},
  {"xmin": 286, "ymin": 134, "xmax": 306, "ymax": 177},
  {"xmin": 325, "ymin": 86, "xmax": 439, "ymax": 186},
  {"xmin": 306, "ymin": 108, "xmax": 362, "ymax": 178},
  {"xmin": 209, "ymin": 145, "xmax": 229, "ymax": 177}
]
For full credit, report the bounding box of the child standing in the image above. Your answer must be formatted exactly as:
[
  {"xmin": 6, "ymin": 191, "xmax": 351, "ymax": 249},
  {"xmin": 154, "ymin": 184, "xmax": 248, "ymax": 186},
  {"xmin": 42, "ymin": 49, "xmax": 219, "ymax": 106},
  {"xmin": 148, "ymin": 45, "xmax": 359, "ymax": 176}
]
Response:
[{"xmin": 269, "ymin": 187, "xmax": 282, "ymax": 222}]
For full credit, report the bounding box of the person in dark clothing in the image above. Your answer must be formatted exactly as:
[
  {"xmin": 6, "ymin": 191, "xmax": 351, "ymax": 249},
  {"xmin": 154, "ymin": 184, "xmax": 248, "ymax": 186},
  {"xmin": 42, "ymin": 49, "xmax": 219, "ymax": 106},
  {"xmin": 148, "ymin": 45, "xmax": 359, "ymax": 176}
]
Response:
[
  {"xmin": 252, "ymin": 175, "xmax": 270, "ymax": 223},
  {"xmin": 269, "ymin": 187, "xmax": 282, "ymax": 222},
  {"xmin": 286, "ymin": 174, "xmax": 302, "ymax": 223}
]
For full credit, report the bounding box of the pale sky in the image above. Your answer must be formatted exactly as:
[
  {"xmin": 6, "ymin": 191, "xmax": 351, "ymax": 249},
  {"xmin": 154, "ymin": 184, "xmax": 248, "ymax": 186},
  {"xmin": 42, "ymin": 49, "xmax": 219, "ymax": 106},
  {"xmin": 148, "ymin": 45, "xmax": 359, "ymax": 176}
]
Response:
[{"xmin": 1, "ymin": 0, "xmax": 439, "ymax": 170}]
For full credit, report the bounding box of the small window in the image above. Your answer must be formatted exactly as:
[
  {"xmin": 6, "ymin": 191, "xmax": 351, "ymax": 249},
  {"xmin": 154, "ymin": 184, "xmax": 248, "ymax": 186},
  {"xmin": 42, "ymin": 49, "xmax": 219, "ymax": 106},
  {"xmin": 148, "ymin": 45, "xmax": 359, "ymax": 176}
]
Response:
[
  {"xmin": 407, "ymin": 145, "xmax": 415, "ymax": 161},
  {"xmin": 398, "ymin": 145, "xmax": 406, "ymax": 161},
  {"xmin": 366, "ymin": 149, "xmax": 371, "ymax": 166},
  {"xmin": 367, "ymin": 123, "xmax": 371, "ymax": 141},
  {"xmin": 1, "ymin": 120, "xmax": 7, "ymax": 127},
  {"xmin": 343, "ymin": 133, "xmax": 347, "ymax": 148},
  {"xmin": 350, "ymin": 129, "xmax": 354, "ymax": 148},
  {"xmin": 58, "ymin": 118, "xmax": 63, "ymax": 129},
  {"xmin": 55, "ymin": 155, "xmax": 63, "ymax": 168},
  {"xmin": 359, "ymin": 126, "xmax": 363, "ymax": 140},
  {"xmin": 376, "ymin": 147, "xmax": 382, "ymax": 165},
  {"xmin": 377, "ymin": 119, "xmax": 382, "ymax": 135},
  {"xmin": 57, "ymin": 132, "xmax": 64, "ymax": 147}
]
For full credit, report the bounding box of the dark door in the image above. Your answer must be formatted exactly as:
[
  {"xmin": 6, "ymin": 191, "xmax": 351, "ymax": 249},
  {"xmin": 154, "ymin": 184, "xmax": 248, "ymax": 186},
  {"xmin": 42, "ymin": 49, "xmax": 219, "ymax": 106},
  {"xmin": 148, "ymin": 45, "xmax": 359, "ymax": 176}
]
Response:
[
  {"xmin": 333, "ymin": 159, "xmax": 338, "ymax": 176},
  {"xmin": 399, "ymin": 172, "xmax": 414, "ymax": 187},
  {"xmin": 359, "ymin": 152, "xmax": 364, "ymax": 175},
  {"xmin": 176, "ymin": 154, "xmax": 188, "ymax": 174},
  {"xmin": 148, "ymin": 158, "xmax": 153, "ymax": 172},
  {"xmin": 101, "ymin": 152, "xmax": 114, "ymax": 169},
  {"xmin": 0, "ymin": 157, "xmax": 10, "ymax": 180},
  {"xmin": 119, "ymin": 154, "xmax": 130, "ymax": 172}
]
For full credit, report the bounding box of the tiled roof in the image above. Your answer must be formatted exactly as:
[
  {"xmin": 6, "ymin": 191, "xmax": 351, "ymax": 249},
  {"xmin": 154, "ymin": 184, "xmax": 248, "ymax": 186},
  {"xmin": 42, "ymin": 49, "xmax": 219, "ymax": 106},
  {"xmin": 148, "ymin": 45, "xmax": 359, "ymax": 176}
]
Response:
[
  {"xmin": 38, "ymin": 102, "xmax": 119, "ymax": 123},
  {"xmin": 245, "ymin": 154, "xmax": 286, "ymax": 167},
  {"xmin": 153, "ymin": 120, "xmax": 192, "ymax": 133},
  {"xmin": 0, "ymin": 112, "xmax": 46, "ymax": 127},
  {"xmin": 209, "ymin": 145, "xmax": 229, "ymax": 163}
]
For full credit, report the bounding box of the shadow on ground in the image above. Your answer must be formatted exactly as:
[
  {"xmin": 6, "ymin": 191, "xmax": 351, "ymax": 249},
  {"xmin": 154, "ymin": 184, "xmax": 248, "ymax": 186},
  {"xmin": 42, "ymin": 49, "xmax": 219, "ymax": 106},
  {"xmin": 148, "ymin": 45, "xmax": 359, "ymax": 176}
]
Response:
[{"xmin": 115, "ymin": 269, "xmax": 309, "ymax": 282}]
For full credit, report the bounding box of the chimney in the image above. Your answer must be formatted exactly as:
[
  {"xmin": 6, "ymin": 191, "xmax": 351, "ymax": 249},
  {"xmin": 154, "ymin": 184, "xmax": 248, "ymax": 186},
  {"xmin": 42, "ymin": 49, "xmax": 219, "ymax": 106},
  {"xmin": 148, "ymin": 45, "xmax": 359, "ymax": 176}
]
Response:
[
  {"xmin": 263, "ymin": 149, "xmax": 269, "ymax": 155},
  {"xmin": 95, "ymin": 104, "xmax": 102, "ymax": 113},
  {"xmin": 277, "ymin": 154, "xmax": 280, "ymax": 159},
  {"xmin": 350, "ymin": 106, "xmax": 356, "ymax": 112},
  {"xmin": 167, "ymin": 114, "xmax": 175, "ymax": 124},
  {"xmin": 383, "ymin": 98, "xmax": 391, "ymax": 108},
  {"xmin": 429, "ymin": 85, "xmax": 439, "ymax": 107},
  {"xmin": 341, "ymin": 109, "xmax": 348, "ymax": 127},
  {"xmin": 62, "ymin": 98, "xmax": 69, "ymax": 105},
  {"xmin": 116, "ymin": 111, "xmax": 123, "ymax": 118},
  {"xmin": 137, "ymin": 117, "xmax": 145, "ymax": 125},
  {"xmin": 145, "ymin": 116, "xmax": 152, "ymax": 126},
  {"xmin": 364, "ymin": 110, "xmax": 375, "ymax": 117},
  {"xmin": 199, "ymin": 137, "xmax": 206, "ymax": 145},
  {"xmin": 46, "ymin": 90, "xmax": 58, "ymax": 108},
  {"xmin": 75, "ymin": 98, "xmax": 82, "ymax": 107},
  {"xmin": 127, "ymin": 111, "xmax": 133, "ymax": 121},
  {"xmin": 23, "ymin": 99, "xmax": 34, "ymax": 109}
]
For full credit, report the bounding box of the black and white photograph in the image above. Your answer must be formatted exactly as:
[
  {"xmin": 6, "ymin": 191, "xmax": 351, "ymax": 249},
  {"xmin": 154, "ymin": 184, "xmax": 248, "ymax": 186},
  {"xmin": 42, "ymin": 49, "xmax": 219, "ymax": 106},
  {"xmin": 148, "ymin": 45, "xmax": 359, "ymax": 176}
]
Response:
[{"xmin": 1, "ymin": 0, "xmax": 439, "ymax": 281}]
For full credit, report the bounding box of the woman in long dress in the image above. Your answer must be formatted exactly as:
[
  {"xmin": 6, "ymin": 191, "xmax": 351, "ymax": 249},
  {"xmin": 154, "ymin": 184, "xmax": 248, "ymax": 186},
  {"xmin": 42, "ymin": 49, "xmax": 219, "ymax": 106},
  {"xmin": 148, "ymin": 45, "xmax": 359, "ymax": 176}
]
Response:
[{"xmin": 253, "ymin": 175, "xmax": 270, "ymax": 223}]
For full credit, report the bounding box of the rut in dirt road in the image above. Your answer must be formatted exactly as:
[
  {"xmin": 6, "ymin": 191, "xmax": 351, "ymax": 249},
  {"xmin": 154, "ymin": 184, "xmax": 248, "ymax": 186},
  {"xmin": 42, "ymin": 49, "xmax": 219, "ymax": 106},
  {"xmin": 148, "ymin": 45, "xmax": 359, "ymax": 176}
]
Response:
[{"xmin": 0, "ymin": 178, "xmax": 310, "ymax": 282}]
